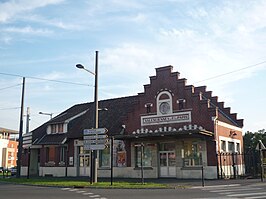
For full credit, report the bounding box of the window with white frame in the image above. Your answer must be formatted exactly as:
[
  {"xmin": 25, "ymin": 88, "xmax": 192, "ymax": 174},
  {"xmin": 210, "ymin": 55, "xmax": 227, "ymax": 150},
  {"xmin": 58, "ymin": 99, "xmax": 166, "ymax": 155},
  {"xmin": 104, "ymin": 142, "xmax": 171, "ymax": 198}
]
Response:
[
  {"xmin": 236, "ymin": 143, "xmax": 240, "ymax": 152},
  {"xmin": 228, "ymin": 141, "xmax": 235, "ymax": 152},
  {"xmin": 221, "ymin": 140, "xmax": 226, "ymax": 152},
  {"xmin": 219, "ymin": 136, "xmax": 241, "ymax": 153},
  {"xmin": 156, "ymin": 91, "xmax": 173, "ymax": 115},
  {"xmin": 48, "ymin": 123, "xmax": 66, "ymax": 134},
  {"xmin": 59, "ymin": 147, "xmax": 65, "ymax": 162}
]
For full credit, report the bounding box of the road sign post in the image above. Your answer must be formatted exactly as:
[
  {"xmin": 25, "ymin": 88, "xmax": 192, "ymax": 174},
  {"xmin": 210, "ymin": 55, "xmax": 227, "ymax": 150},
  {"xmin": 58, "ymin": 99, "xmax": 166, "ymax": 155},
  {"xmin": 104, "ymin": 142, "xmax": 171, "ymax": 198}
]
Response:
[
  {"xmin": 83, "ymin": 128, "xmax": 108, "ymax": 183},
  {"xmin": 83, "ymin": 128, "xmax": 108, "ymax": 150}
]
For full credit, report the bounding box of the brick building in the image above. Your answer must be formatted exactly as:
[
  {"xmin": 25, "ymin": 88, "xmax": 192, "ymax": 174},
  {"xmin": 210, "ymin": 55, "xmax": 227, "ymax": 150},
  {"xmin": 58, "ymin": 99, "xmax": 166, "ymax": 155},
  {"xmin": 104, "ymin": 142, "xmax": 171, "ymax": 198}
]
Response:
[
  {"xmin": 0, "ymin": 127, "xmax": 18, "ymax": 169},
  {"xmin": 22, "ymin": 66, "xmax": 243, "ymax": 179}
]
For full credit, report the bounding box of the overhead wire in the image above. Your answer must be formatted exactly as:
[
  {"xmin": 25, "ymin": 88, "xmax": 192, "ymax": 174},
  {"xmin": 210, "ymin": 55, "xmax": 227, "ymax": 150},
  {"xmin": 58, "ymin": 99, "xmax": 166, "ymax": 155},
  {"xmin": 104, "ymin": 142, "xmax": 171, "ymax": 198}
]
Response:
[
  {"xmin": 0, "ymin": 107, "xmax": 20, "ymax": 110},
  {"xmin": 193, "ymin": 60, "xmax": 266, "ymax": 84},
  {"xmin": 0, "ymin": 72, "xmax": 93, "ymax": 87},
  {"xmin": 0, "ymin": 83, "xmax": 22, "ymax": 91}
]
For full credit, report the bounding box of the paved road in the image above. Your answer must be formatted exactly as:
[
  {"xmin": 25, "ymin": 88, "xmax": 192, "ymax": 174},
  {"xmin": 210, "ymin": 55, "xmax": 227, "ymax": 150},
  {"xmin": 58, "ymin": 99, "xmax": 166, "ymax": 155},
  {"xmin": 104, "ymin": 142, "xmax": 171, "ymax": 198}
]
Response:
[
  {"xmin": 0, "ymin": 183, "xmax": 220, "ymax": 199},
  {"xmin": 191, "ymin": 182, "xmax": 266, "ymax": 198},
  {"xmin": 1, "ymin": 181, "xmax": 266, "ymax": 199}
]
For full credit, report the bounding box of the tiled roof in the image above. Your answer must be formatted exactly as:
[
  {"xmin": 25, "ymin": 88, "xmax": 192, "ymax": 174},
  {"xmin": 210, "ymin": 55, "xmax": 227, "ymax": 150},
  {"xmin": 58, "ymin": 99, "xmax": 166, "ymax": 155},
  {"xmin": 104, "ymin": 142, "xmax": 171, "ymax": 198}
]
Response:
[
  {"xmin": 36, "ymin": 133, "xmax": 67, "ymax": 145},
  {"xmin": 31, "ymin": 95, "xmax": 139, "ymax": 143}
]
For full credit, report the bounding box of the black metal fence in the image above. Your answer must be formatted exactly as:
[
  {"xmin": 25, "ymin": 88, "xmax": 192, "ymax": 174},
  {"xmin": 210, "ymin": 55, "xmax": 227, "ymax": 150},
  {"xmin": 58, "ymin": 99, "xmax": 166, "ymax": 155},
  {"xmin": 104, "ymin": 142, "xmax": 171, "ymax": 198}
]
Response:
[{"xmin": 217, "ymin": 151, "xmax": 260, "ymax": 179}]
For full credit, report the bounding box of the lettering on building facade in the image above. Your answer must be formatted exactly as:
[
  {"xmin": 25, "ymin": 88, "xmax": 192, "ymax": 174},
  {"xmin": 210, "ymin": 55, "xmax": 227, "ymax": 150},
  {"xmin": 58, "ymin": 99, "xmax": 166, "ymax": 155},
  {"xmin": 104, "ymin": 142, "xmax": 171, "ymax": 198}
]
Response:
[{"xmin": 141, "ymin": 111, "xmax": 191, "ymax": 126}]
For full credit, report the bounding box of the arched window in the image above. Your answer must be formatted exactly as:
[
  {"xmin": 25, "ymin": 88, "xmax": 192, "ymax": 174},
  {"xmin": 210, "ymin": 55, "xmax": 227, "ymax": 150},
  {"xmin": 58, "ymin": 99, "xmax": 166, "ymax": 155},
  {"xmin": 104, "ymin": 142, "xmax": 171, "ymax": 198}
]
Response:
[{"xmin": 156, "ymin": 91, "xmax": 173, "ymax": 115}]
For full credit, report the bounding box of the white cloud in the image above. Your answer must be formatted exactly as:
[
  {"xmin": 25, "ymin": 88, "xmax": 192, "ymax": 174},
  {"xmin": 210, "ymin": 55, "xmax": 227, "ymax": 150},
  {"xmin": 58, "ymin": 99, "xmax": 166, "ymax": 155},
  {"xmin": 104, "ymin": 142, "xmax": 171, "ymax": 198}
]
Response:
[
  {"xmin": 2, "ymin": 26, "xmax": 53, "ymax": 35},
  {"xmin": 21, "ymin": 14, "xmax": 83, "ymax": 31},
  {"xmin": 0, "ymin": 0, "xmax": 65, "ymax": 23}
]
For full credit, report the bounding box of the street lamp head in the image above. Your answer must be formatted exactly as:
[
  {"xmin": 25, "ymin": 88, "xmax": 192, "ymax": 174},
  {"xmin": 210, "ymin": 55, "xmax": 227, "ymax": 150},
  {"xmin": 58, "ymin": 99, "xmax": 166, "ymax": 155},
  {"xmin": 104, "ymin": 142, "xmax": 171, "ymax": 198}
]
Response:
[{"xmin": 76, "ymin": 64, "xmax": 85, "ymax": 69}]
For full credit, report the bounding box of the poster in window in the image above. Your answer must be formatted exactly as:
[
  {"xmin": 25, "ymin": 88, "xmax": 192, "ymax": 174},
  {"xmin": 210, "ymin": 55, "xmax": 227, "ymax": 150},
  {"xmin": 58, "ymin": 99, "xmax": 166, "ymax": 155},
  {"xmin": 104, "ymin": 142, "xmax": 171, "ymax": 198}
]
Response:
[{"xmin": 117, "ymin": 151, "xmax": 126, "ymax": 167}]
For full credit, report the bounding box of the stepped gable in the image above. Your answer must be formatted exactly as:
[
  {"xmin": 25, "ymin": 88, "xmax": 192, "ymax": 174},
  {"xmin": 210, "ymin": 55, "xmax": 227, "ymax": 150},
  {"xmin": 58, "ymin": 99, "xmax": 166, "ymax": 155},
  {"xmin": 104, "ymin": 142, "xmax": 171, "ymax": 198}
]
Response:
[
  {"xmin": 194, "ymin": 84, "xmax": 243, "ymax": 128},
  {"xmin": 135, "ymin": 66, "xmax": 243, "ymax": 133}
]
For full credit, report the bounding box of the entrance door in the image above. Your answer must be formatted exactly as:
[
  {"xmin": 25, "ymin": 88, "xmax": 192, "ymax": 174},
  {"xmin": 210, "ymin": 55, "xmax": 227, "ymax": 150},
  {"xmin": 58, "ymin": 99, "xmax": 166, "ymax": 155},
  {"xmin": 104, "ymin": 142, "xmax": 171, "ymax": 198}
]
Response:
[
  {"xmin": 78, "ymin": 153, "xmax": 90, "ymax": 176},
  {"xmin": 159, "ymin": 151, "xmax": 176, "ymax": 177}
]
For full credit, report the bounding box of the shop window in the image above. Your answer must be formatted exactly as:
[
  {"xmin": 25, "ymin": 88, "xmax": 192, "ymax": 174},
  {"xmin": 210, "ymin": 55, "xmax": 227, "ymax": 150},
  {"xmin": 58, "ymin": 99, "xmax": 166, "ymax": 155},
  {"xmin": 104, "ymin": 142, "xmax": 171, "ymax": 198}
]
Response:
[
  {"xmin": 221, "ymin": 140, "xmax": 226, "ymax": 152},
  {"xmin": 115, "ymin": 140, "xmax": 126, "ymax": 167},
  {"xmin": 99, "ymin": 147, "xmax": 110, "ymax": 167},
  {"xmin": 135, "ymin": 144, "xmax": 152, "ymax": 167},
  {"xmin": 228, "ymin": 141, "xmax": 235, "ymax": 152},
  {"xmin": 160, "ymin": 142, "xmax": 175, "ymax": 151},
  {"xmin": 182, "ymin": 141, "xmax": 202, "ymax": 167}
]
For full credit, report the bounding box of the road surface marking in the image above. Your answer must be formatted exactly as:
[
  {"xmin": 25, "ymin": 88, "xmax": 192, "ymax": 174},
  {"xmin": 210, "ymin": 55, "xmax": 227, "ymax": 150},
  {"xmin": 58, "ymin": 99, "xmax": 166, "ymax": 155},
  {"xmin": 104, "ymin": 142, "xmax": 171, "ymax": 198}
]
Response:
[
  {"xmin": 210, "ymin": 187, "xmax": 262, "ymax": 192},
  {"xmin": 245, "ymin": 196, "xmax": 266, "ymax": 199},
  {"xmin": 76, "ymin": 190, "xmax": 86, "ymax": 193},
  {"xmin": 61, "ymin": 188, "xmax": 71, "ymax": 190},
  {"xmin": 83, "ymin": 192, "xmax": 94, "ymax": 195},
  {"xmin": 192, "ymin": 184, "xmax": 241, "ymax": 189},
  {"xmin": 228, "ymin": 192, "xmax": 266, "ymax": 197}
]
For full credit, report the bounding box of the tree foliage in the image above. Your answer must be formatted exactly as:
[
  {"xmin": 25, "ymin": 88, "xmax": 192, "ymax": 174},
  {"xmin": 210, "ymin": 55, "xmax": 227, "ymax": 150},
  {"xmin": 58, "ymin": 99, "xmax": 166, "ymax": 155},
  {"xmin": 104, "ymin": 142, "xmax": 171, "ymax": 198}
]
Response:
[{"xmin": 243, "ymin": 129, "xmax": 266, "ymax": 152}]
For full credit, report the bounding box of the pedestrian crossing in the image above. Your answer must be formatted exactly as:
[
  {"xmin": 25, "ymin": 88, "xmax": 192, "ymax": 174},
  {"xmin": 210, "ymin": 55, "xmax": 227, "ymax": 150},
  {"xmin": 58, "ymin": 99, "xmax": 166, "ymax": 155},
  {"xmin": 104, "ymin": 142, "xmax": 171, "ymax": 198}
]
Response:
[
  {"xmin": 192, "ymin": 184, "xmax": 266, "ymax": 199},
  {"xmin": 61, "ymin": 187, "xmax": 107, "ymax": 199}
]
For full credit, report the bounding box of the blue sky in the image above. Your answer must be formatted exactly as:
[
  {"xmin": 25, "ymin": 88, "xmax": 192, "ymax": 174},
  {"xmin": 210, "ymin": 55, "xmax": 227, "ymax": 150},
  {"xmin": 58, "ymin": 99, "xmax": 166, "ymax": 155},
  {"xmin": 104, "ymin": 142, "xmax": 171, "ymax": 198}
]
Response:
[{"xmin": 0, "ymin": 0, "xmax": 265, "ymax": 133}]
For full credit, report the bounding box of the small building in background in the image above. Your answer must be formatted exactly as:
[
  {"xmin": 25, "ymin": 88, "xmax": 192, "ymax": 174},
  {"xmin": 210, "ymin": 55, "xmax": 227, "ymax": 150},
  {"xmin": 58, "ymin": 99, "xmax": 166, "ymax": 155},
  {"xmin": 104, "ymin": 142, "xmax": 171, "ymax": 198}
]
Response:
[{"xmin": 0, "ymin": 127, "xmax": 18, "ymax": 169}]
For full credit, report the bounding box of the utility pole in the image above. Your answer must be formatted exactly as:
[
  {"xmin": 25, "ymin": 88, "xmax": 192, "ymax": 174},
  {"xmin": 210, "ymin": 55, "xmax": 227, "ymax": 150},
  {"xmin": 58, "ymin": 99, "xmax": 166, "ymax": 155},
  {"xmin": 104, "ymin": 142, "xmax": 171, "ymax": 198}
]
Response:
[
  {"xmin": 91, "ymin": 50, "xmax": 99, "ymax": 184},
  {"xmin": 17, "ymin": 77, "xmax": 25, "ymax": 178},
  {"xmin": 26, "ymin": 107, "xmax": 31, "ymax": 179}
]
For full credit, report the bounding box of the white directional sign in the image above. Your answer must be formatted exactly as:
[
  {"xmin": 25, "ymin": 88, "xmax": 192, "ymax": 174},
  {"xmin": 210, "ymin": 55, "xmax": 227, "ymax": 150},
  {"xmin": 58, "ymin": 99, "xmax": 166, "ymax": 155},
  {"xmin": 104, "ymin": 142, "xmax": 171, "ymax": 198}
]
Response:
[
  {"xmin": 83, "ymin": 128, "xmax": 108, "ymax": 150},
  {"xmin": 84, "ymin": 144, "xmax": 106, "ymax": 150},
  {"xmin": 22, "ymin": 133, "xmax": 32, "ymax": 148},
  {"xmin": 84, "ymin": 139, "xmax": 107, "ymax": 144},
  {"xmin": 83, "ymin": 128, "xmax": 108, "ymax": 135},
  {"xmin": 84, "ymin": 134, "xmax": 108, "ymax": 140}
]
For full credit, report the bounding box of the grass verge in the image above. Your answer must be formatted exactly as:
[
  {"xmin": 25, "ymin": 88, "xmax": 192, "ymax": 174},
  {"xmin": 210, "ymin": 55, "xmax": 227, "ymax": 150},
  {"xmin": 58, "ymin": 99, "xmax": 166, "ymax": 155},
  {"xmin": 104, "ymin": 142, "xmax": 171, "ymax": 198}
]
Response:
[{"xmin": 0, "ymin": 177, "xmax": 169, "ymax": 189}]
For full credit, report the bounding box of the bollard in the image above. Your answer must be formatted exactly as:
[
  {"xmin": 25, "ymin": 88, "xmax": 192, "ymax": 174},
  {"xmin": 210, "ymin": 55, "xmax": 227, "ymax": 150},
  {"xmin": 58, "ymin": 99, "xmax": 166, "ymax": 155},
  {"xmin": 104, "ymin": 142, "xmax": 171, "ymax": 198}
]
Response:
[{"xmin": 201, "ymin": 165, "xmax": 205, "ymax": 187}]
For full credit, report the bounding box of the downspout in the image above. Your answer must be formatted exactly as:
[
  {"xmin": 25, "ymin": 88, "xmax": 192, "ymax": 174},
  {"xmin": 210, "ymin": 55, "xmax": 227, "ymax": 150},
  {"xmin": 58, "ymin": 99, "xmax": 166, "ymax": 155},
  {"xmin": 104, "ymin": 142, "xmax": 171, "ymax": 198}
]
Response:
[
  {"xmin": 212, "ymin": 115, "xmax": 219, "ymax": 179},
  {"xmin": 212, "ymin": 116, "xmax": 218, "ymax": 152}
]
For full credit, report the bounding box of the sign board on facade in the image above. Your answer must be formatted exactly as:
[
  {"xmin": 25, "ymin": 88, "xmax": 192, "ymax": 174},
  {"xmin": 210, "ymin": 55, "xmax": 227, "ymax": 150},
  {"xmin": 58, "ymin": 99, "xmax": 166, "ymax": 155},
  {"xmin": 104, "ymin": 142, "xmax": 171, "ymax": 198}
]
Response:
[
  {"xmin": 141, "ymin": 111, "xmax": 191, "ymax": 126},
  {"xmin": 69, "ymin": 157, "xmax": 73, "ymax": 165},
  {"xmin": 83, "ymin": 128, "xmax": 108, "ymax": 150}
]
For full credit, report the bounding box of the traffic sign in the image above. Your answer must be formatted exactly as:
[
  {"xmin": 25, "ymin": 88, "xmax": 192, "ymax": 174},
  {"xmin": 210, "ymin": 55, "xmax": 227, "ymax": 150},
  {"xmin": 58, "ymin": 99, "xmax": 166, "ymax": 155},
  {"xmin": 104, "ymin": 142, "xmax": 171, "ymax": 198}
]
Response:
[
  {"xmin": 83, "ymin": 128, "xmax": 108, "ymax": 135},
  {"xmin": 83, "ymin": 128, "xmax": 108, "ymax": 151},
  {"xmin": 84, "ymin": 139, "xmax": 108, "ymax": 144},
  {"xmin": 22, "ymin": 133, "xmax": 32, "ymax": 148},
  {"xmin": 84, "ymin": 144, "xmax": 106, "ymax": 150},
  {"xmin": 84, "ymin": 134, "xmax": 108, "ymax": 140}
]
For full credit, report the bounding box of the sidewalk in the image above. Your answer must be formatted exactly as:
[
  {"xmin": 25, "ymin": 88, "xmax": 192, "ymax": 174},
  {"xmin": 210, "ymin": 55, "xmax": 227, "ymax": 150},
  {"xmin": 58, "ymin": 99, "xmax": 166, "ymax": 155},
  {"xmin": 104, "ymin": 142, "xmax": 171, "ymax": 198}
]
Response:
[{"xmin": 101, "ymin": 177, "xmax": 266, "ymax": 187}]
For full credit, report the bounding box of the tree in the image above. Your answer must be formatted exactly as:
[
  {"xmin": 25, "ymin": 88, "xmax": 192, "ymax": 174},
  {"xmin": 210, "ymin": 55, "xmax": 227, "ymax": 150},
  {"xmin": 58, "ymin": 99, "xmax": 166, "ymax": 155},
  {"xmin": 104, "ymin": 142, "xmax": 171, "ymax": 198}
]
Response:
[{"xmin": 243, "ymin": 129, "xmax": 266, "ymax": 152}]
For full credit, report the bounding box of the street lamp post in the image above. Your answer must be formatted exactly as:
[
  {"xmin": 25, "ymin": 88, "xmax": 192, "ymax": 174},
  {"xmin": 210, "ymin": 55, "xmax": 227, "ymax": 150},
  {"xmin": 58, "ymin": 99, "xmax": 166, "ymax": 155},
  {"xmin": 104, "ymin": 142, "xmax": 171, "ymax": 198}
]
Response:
[
  {"xmin": 39, "ymin": 112, "xmax": 53, "ymax": 120},
  {"xmin": 76, "ymin": 51, "xmax": 99, "ymax": 184}
]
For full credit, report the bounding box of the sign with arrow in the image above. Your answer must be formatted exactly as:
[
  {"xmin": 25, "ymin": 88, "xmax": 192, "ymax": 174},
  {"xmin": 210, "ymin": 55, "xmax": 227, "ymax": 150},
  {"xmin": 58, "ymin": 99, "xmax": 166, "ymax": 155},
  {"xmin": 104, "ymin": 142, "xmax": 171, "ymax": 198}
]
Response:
[{"xmin": 83, "ymin": 128, "xmax": 108, "ymax": 150}]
